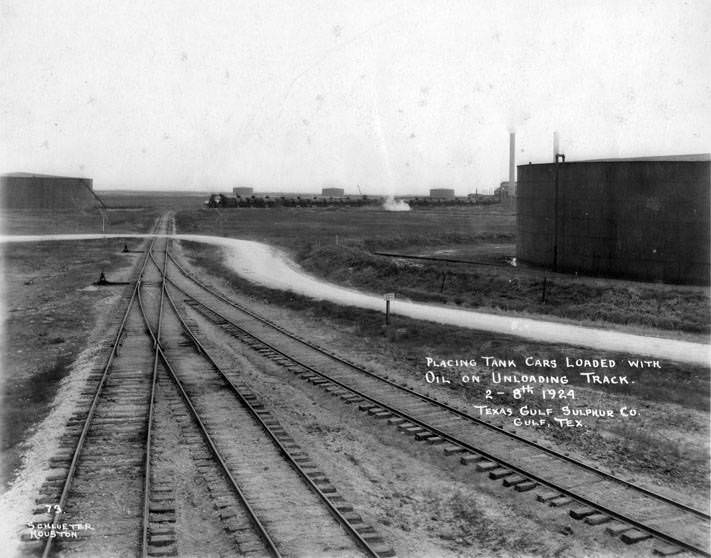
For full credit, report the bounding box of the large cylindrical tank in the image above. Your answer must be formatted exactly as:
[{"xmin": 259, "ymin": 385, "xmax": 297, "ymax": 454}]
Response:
[
  {"xmin": 233, "ymin": 186, "xmax": 254, "ymax": 197},
  {"xmin": 429, "ymin": 188, "xmax": 455, "ymax": 199},
  {"xmin": 1, "ymin": 173, "xmax": 99, "ymax": 209},
  {"xmin": 516, "ymin": 157, "xmax": 710, "ymax": 284}
]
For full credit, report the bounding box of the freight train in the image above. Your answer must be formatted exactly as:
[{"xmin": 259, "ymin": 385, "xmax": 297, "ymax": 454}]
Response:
[{"xmin": 204, "ymin": 194, "xmax": 381, "ymax": 208}]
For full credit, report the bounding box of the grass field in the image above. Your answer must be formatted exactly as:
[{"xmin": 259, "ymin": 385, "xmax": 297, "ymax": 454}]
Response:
[
  {"xmin": 0, "ymin": 206, "xmax": 159, "ymax": 487},
  {"xmin": 98, "ymin": 191, "xmax": 209, "ymax": 210},
  {"xmin": 176, "ymin": 206, "xmax": 711, "ymax": 336},
  {"xmin": 1, "ymin": 239, "xmax": 140, "ymax": 487},
  {"xmin": 0, "ymin": 207, "xmax": 161, "ymax": 235},
  {"xmin": 176, "ymin": 205, "xmax": 515, "ymax": 252}
]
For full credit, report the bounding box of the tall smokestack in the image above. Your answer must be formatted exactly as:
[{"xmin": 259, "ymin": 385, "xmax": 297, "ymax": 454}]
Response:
[
  {"xmin": 553, "ymin": 131, "xmax": 560, "ymax": 160},
  {"xmin": 509, "ymin": 132, "xmax": 516, "ymax": 196}
]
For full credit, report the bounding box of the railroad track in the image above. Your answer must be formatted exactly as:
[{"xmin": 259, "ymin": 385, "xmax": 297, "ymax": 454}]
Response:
[
  {"xmin": 21, "ymin": 217, "xmax": 167, "ymax": 558},
  {"xmin": 24, "ymin": 226, "xmax": 395, "ymax": 557},
  {"xmin": 147, "ymin": 241, "xmax": 395, "ymax": 558},
  {"xmin": 139, "ymin": 239, "xmax": 280, "ymax": 557},
  {"xmin": 165, "ymin": 247, "xmax": 711, "ymax": 557}
]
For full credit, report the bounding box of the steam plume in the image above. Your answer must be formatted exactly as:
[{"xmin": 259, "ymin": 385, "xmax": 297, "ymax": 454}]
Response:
[{"xmin": 382, "ymin": 196, "xmax": 410, "ymax": 211}]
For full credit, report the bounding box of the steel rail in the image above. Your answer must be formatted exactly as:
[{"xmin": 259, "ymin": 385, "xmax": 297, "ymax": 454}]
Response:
[
  {"xmin": 166, "ymin": 250, "xmax": 710, "ymax": 520},
  {"xmin": 40, "ymin": 219, "xmax": 163, "ymax": 558},
  {"xmin": 139, "ymin": 240, "xmax": 169, "ymax": 558},
  {"xmin": 136, "ymin": 250, "xmax": 282, "ymax": 558},
  {"xmin": 165, "ymin": 253, "xmax": 710, "ymax": 556},
  {"xmin": 160, "ymin": 252, "xmax": 382, "ymax": 558}
]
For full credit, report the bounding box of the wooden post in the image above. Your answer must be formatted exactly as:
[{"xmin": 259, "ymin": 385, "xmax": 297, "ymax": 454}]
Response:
[
  {"xmin": 440, "ymin": 271, "xmax": 448, "ymax": 293},
  {"xmin": 383, "ymin": 293, "xmax": 394, "ymax": 325}
]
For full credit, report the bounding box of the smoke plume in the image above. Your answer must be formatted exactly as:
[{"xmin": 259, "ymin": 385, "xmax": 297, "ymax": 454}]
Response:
[{"xmin": 382, "ymin": 196, "xmax": 410, "ymax": 212}]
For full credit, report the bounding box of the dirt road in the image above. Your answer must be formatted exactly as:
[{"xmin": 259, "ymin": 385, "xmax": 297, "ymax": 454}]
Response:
[{"xmin": 2, "ymin": 233, "xmax": 709, "ymax": 365}]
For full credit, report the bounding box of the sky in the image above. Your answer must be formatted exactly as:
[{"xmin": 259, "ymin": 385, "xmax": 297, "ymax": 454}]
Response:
[{"xmin": 1, "ymin": 0, "xmax": 709, "ymax": 195}]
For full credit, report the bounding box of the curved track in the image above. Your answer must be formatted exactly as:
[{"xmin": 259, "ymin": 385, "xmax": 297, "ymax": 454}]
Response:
[
  {"xmin": 152, "ymin": 241, "xmax": 395, "ymax": 558},
  {"xmin": 165, "ymin": 247, "xmax": 710, "ymax": 557},
  {"xmin": 144, "ymin": 239, "xmax": 395, "ymax": 558},
  {"xmin": 139, "ymin": 242, "xmax": 282, "ymax": 557}
]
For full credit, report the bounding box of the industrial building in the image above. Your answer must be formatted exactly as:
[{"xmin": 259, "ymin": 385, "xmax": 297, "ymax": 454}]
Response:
[
  {"xmin": 233, "ymin": 186, "xmax": 254, "ymax": 197},
  {"xmin": 497, "ymin": 181, "xmax": 516, "ymax": 199},
  {"xmin": 1, "ymin": 172, "xmax": 103, "ymax": 209},
  {"xmin": 429, "ymin": 188, "xmax": 455, "ymax": 199},
  {"xmin": 321, "ymin": 187, "xmax": 345, "ymax": 197},
  {"xmin": 516, "ymin": 155, "xmax": 710, "ymax": 284}
]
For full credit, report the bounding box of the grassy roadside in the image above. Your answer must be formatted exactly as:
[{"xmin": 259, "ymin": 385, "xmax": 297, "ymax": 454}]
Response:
[
  {"xmin": 300, "ymin": 244, "xmax": 710, "ymax": 334},
  {"xmin": 180, "ymin": 241, "xmax": 710, "ymax": 497},
  {"xmin": 175, "ymin": 208, "xmax": 711, "ymax": 336}
]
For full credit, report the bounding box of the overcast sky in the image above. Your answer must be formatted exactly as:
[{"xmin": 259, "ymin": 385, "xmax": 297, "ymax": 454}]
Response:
[{"xmin": 1, "ymin": 0, "xmax": 709, "ymax": 194}]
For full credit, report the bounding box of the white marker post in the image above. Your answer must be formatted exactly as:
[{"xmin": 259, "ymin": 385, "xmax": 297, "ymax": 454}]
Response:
[
  {"xmin": 98, "ymin": 208, "xmax": 107, "ymax": 233},
  {"xmin": 383, "ymin": 292, "xmax": 395, "ymax": 325}
]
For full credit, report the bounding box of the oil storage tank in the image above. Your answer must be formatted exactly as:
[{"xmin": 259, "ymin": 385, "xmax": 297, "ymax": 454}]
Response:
[
  {"xmin": 1, "ymin": 172, "xmax": 102, "ymax": 209},
  {"xmin": 429, "ymin": 188, "xmax": 455, "ymax": 199},
  {"xmin": 233, "ymin": 186, "xmax": 254, "ymax": 197},
  {"xmin": 516, "ymin": 155, "xmax": 710, "ymax": 285}
]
